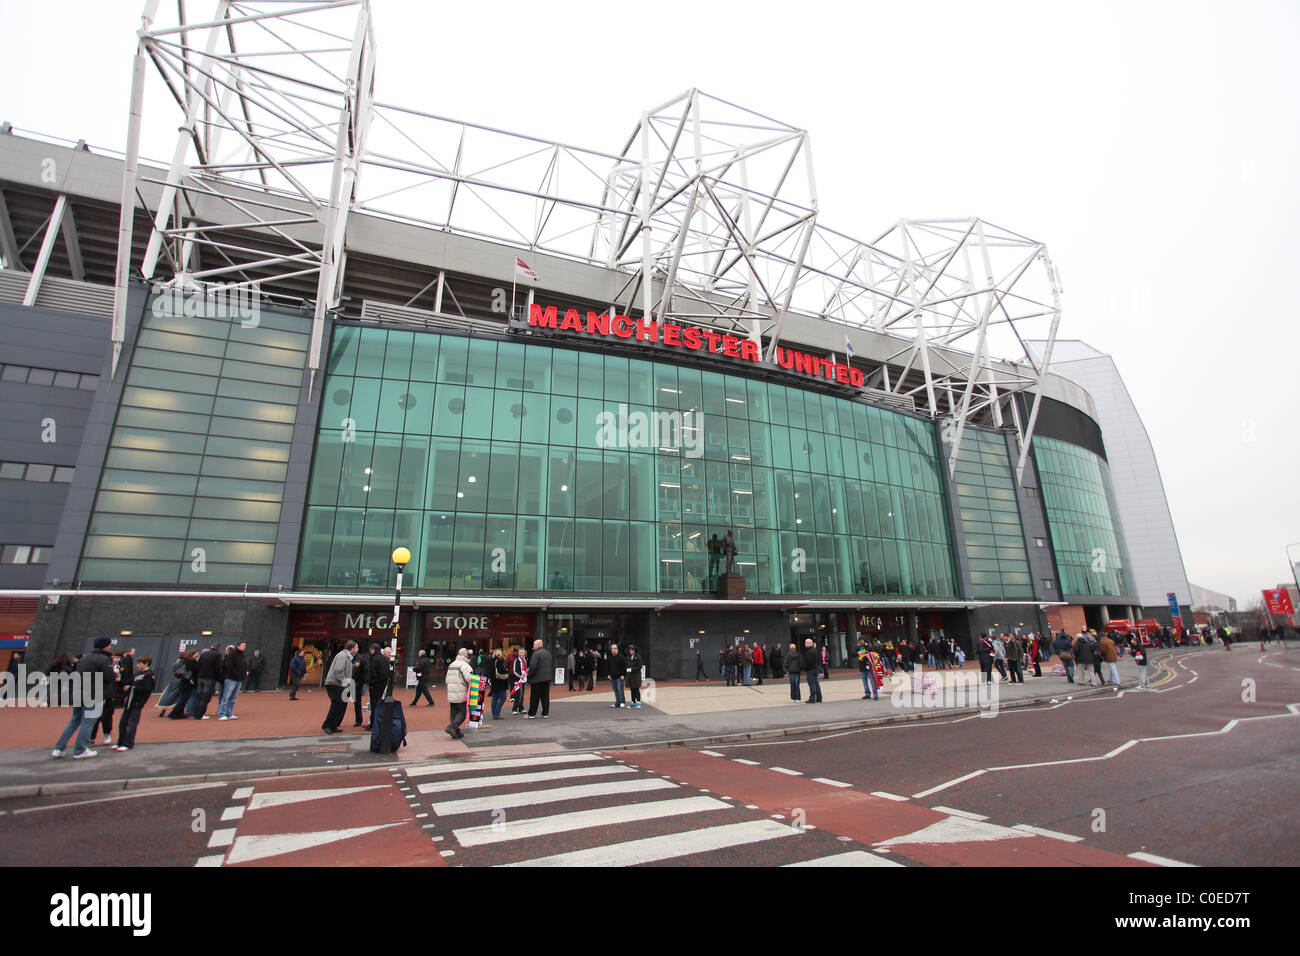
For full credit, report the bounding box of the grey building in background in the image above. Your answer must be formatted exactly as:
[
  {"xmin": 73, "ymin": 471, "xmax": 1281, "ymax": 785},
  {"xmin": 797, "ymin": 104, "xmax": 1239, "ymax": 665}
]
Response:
[{"xmin": 1028, "ymin": 339, "xmax": 1193, "ymax": 625}]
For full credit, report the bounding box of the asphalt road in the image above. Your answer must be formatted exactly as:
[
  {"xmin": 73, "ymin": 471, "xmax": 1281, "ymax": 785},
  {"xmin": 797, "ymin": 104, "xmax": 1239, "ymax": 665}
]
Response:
[{"xmin": 2, "ymin": 645, "xmax": 1294, "ymax": 867}]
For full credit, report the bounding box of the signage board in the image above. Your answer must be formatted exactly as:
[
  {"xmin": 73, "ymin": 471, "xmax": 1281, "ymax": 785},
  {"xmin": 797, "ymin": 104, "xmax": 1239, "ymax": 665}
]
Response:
[{"xmin": 1263, "ymin": 589, "xmax": 1295, "ymax": 616}]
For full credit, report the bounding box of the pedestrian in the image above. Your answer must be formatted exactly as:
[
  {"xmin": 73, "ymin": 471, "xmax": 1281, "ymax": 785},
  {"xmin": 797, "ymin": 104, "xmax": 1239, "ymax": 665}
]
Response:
[
  {"xmin": 694, "ymin": 650, "xmax": 708, "ymax": 682},
  {"xmin": 245, "ymin": 650, "xmax": 265, "ymax": 692},
  {"xmin": 411, "ymin": 649, "xmax": 435, "ymax": 707},
  {"xmin": 1073, "ymin": 633, "xmax": 1095, "ymax": 685},
  {"xmin": 288, "ymin": 649, "xmax": 306, "ymax": 700},
  {"xmin": 154, "ymin": 651, "xmax": 186, "ymax": 717},
  {"xmin": 626, "ymin": 646, "xmax": 644, "ymax": 708},
  {"xmin": 1131, "ymin": 638, "xmax": 1150, "ymax": 690},
  {"xmin": 52, "ymin": 636, "xmax": 115, "ymax": 759},
  {"xmin": 1027, "ymin": 634, "xmax": 1042, "ymax": 678},
  {"xmin": 190, "ymin": 642, "xmax": 222, "ymax": 718},
  {"xmin": 585, "ymin": 648, "xmax": 598, "ymax": 692},
  {"xmin": 321, "ymin": 641, "xmax": 358, "ymax": 734},
  {"xmin": 1005, "ymin": 632, "xmax": 1023, "ymax": 683},
  {"xmin": 217, "ymin": 642, "xmax": 248, "ymax": 719},
  {"xmin": 510, "ymin": 647, "xmax": 527, "ymax": 714},
  {"xmin": 490, "ymin": 649, "xmax": 511, "ymax": 718},
  {"xmin": 526, "ymin": 639, "xmax": 553, "ymax": 718},
  {"xmin": 607, "ymin": 643, "xmax": 627, "ymax": 708},
  {"xmin": 90, "ymin": 653, "xmax": 126, "ymax": 747},
  {"xmin": 167, "ymin": 651, "xmax": 199, "ymax": 718},
  {"xmin": 784, "ymin": 642, "xmax": 802, "ymax": 701},
  {"xmin": 366, "ymin": 644, "xmax": 392, "ymax": 730},
  {"xmin": 113, "ymin": 656, "xmax": 156, "ymax": 751},
  {"xmin": 566, "ymin": 647, "xmax": 577, "ymax": 691},
  {"xmin": 444, "ymin": 648, "xmax": 472, "ymax": 739},
  {"xmin": 1051, "ymin": 633, "xmax": 1074, "ymax": 682},
  {"xmin": 857, "ymin": 637, "xmax": 878, "ymax": 701},
  {"xmin": 820, "ymin": 643, "xmax": 829, "ymax": 679},
  {"xmin": 1089, "ymin": 633, "xmax": 1105, "ymax": 683},
  {"xmin": 801, "ymin": 639, "xmax": 823, "ymax": 703},
  {"xmin": 1099, "ymin": 633, "xmax": 1120, "ymax": 686},
  {"xmin": 717, "ymin": 647, "xmax": 726, "ymax": 684},
  {"xmin": 978, "ymin": 634, "xmax": 995, "ymax": 683},
  {"xmin": 752, "ymin": 642, "xmax": 765, "ymax": 686},
  {"xmin": 724, "ymin": 644, "xmax": 738, "ymax": 687},
  {"xmin": 739, "ymin": 643, "xmax": 753, "ymax": 686},
  {"xmin": 992, "ymin": 635, "xmax": 1008, "ymax": 681}
]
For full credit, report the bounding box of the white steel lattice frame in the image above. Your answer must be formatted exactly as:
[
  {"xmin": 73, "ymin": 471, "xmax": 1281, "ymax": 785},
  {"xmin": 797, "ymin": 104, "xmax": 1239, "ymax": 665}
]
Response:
[{"xmin": 113, "ymin": 1, "xmax": 1060, "ymax": 478}]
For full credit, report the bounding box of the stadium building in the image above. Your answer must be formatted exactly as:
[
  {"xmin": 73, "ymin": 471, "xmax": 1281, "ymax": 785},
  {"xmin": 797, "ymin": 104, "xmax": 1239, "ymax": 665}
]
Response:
[{"xmin": 0, "ymin": 1, "xmax": 1174, "ymax": 683}]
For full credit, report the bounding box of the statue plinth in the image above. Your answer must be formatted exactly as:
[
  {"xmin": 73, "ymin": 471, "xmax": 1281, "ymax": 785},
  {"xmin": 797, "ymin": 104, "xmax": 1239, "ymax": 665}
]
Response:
[{"xmin": 716, "ymin": 572, "xmax": 746, "ymax": 600}]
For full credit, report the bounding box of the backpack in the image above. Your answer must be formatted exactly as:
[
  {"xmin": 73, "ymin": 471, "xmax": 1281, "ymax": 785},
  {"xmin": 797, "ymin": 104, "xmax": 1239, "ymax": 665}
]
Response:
[{"xmin": 369, "ymin": 699, "xmax": 408, "ymax": 753}]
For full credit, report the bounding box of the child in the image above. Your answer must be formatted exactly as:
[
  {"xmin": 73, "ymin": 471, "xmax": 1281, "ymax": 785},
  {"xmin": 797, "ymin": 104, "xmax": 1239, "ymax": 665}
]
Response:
[
  {"xmin": 113, "ymin": 657, "xmax": 157, "ymax": 751},
  {"xmin": 1131, "ymin": 640, "xmax": 1150, "ymax": 691}
]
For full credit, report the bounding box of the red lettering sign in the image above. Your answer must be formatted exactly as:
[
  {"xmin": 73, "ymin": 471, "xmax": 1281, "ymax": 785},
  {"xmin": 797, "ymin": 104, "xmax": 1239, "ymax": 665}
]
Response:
[{"xmin": 528, "ymin": 303, "xmax": 866, "ymax": 389}]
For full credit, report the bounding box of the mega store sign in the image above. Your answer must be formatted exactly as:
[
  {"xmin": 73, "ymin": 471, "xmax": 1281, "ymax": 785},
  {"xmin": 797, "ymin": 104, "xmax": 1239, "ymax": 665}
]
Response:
[
  {"xmin": 291, "ymin": 609, "xmax": 533, "ymax": 641},
  {"xmin": 525, "ymin": 303, "xmax": 867, "ymax": 388}
]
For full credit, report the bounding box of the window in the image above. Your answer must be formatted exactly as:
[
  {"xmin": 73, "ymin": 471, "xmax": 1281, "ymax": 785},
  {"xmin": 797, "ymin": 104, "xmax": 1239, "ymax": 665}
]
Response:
[
  {"xmin": 1035, "ymin": 537, "xmax": 1046, "ymax": 547},
  {"xmin": 1042, "ymin": 579, "xmax": 1055, "ymax": 591},
  {"xmin": 53, "ymin": 467, "xmax": 75, "ymax": 483},
  {"xmin": 0, "ymin": 462, "xmax": 24, "ymax": 480},
  {"xmin": 0, "ymin": 363, "xmax": 98, "ymax": 389},
  {"xmin": 0, "ymin": 544, "xmax": 50, "ymax": 564}
]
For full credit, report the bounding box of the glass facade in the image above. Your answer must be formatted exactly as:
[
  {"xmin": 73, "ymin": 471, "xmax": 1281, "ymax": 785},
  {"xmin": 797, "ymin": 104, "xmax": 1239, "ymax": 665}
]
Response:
[
  {"xmin": 1033, "ymin": 436, "xmax": 1132, "ymax": 597},
  {"xmin": 952, "ymin": 428, "xmax": 1033, "ymax": 600},
  {"xmin": 297, "ymin": 326, "xmax": 957, "ymax": 597},
  {"xmin": 78, "ymin": 295, "xmax": 307, "ymax": 585}
]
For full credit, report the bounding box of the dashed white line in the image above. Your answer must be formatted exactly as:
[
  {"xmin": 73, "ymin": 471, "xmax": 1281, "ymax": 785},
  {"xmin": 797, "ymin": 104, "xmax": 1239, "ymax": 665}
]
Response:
[
  {"xmin": 194, "ymin": 855, "xmax": 225, "ymax": 867},
  {"xmin": 732, "ymin": 759, "xmax": 760, "ymax": 766},
  {"xmin": 1012, "ymin": 823, "xmax": 1083, "ymax": 843},
  {"xmin": 1128, "ymin": 851, "xmax": 1196, "ymax": 867},
  {"xmin": 699, "ymin": 750, "xmax": 725, "ymax": 757},
  {"xmin": 219, "ymin": 806, "xmax": 245, "ymax": 822},
  {"xmin": 231, "ymin": 786, "xmax": 253, "ymax": 800},
  {"xmin": 871, "ymin": 791, "xmax": 909, "ymax": 802},
  {"xmin": 931, "ymin": 806, "xmax": 988, "ymax": 821},
  {"xmin": 770, "ymin": 767, "xmax": 803, "ymax": 776},
  {"xmin": 207, "ymin": 828, "xmax": 236, "ymax": 849},
  {"xmin": 814, "ymin": 778, "xmax": 852, "ymax": 788}
]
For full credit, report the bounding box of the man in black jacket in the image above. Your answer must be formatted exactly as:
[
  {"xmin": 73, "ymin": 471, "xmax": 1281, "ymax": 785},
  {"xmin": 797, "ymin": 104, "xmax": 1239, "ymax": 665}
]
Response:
[
  {"xmin": 526, "ymin": 640, "xmax": 553, "ymax": 718},
  {"xmin": 113, "ymin": 656, "xmax": 157, "ymax": 750},
  {"xmin": 218, "ymin": 642, "xmax": 248, "ymax": 720},
  {"xmin": 365, "ymin": 644, "xmax": 392, "ymax": 730},
  {"xmin": 193, "ymin": 643, "xmax": 223, "ymax": 719},
  {"xmin": 411, "ymin": 649, "xmax": 434, "ymax": 707},
  {"xmin": 607, "ymin": 644, "xmax": 628, "ymax": 709},
  {"xmin": 52, "ymin": 637, "xmax": 115, "ymax": 759},
  {"xmin": 288, "ymin": 650, "xmax": 306, "ymax": 700},
  {"xmin": 801, "ymin": 639, "xmax": 822, "ymax": 703}
]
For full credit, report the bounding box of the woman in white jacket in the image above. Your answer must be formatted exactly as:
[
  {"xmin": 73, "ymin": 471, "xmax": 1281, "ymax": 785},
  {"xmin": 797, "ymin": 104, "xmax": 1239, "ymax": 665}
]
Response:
[{"xmin": 444, "ymin": 649, "xmax": 473, "ymax": 740}]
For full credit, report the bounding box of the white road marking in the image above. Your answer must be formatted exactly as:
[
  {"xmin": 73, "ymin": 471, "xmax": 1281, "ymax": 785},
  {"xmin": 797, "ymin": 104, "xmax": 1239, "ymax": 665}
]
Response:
[
  {"xmin": 770, "ymin": 767, "xmax": 802, "ymax": 776},
  {"xmin": 405, "ymin": 753, "xmax": 606, "ymax": 777},
  {"xmin": 1012, "ymin": 824, "xmax": 1083, "ymax": 843},
  {"xmin": 430, "ymin": 778, "xmax": 677, "ymax": 816},
  {"xmin": 504, "ymin": 819, "xmax": 794, "ymax": 866},
  {"xmin": 785, "ymin": 851, "xmax": 904, "ymax": 867},
  {"xmin": 454, "ymin": 796, "xmax": 730, "ymax": 848},
  {"xmin": 11, "ymin": 782, "xmax": 229, "ymax": 815},
  {"xmin": 417, "ymin": 765, "xmax": 633, "ymax": 795},
  {"xmin": 871, "ymin": 791, "xmax": 909, "ymax": 801},
  {"xmin": 732, "ymin": 759, "xmax": 760, "ymax": 765},
  {"xmin": 931, "ymin": 806, "xmax": 988, "ymax": 821},
  {"xmin": 814, "ymin": 778, "xmax": 852, "ymax": 788},
  {"xmin": 220, "ymin": 806, "xmax": 245, "ymax": 822},
  {"xmin": 912, "ymin": 770, "xmax": 986, "ymax": 799},
  {"xmin": 1128, "ymin": 851, "xmax": 1196, "ymax": 867},
  {"xmin": 247, "ymin": 785, "xmax": 388, "ymax": 811},
  {"xmin": 194, "ymin": 855, "xmax": 225, "ymax": 867},
  {"xmin": 699, "ymin": 750, "xmax": 725, "ymax": 757},
  {"xmin": 878, "ymin": 816, "xmax": 1033, "ymax": 846},
  {"xmin": 207, "ymin": 828, "xmax": 236, "ymax": 849},
  {"xmin": 231, "ymin": 786, "xmax": 254, "ymax": 800},
  {"xmin": 226, "ymin": 823, "xmax": 404, "ymax": 864}
]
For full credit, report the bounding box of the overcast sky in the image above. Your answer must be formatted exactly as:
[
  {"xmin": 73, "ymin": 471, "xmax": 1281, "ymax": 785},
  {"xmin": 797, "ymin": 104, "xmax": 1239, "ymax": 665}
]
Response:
[{"xmin": 1, "ymin": 0, "xmax": 1296, "ymax": 608}]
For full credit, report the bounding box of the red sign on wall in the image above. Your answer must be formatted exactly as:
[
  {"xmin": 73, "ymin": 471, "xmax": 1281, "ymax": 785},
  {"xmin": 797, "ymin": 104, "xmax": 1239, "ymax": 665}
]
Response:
[{"xmin": 1263, "ymin": 589, "xmax": 1295, "ymax": 616}]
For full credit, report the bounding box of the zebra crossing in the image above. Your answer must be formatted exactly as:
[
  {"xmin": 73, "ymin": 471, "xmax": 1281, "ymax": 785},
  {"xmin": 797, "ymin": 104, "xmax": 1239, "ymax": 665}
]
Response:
[{"xmin": 411, "ymin": 751, "xmax": 904, "ymax": 867}]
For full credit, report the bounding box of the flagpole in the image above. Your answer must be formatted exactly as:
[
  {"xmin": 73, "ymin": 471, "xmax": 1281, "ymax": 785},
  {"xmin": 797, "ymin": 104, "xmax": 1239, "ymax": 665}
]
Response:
[{"xmin": 511, "ymin": 263, "xmax": 517, "ymax": 321}]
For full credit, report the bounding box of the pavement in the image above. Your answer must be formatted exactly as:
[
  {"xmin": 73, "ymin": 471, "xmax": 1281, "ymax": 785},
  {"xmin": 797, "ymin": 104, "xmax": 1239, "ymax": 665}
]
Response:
[{"xmin": 0, "ymin": 649, "xmax": 1208, "ymax": 797}]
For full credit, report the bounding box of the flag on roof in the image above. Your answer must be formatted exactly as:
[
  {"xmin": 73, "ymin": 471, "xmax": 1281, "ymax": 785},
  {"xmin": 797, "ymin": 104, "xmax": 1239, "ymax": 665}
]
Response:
[{"xmin": 515, "ymin": 257, "xmax": 539, "ymax": 282}]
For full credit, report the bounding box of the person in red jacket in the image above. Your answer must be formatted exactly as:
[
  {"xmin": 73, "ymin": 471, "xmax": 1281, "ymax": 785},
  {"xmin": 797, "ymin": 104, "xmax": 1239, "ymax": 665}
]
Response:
[{"xmin": 751, "ymin": 643, "xmax": 765, "ymax": 686}]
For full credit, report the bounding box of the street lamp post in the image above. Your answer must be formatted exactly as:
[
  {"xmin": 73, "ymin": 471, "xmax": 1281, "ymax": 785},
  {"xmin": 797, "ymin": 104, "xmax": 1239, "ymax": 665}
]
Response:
[
  {"xmin": 1285, "ymin": 544, "xmax": 1300, "ymax": 641},
  {"xmin": 381, "ymin": 546, "xmax": 411, "ymax": 756}
]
